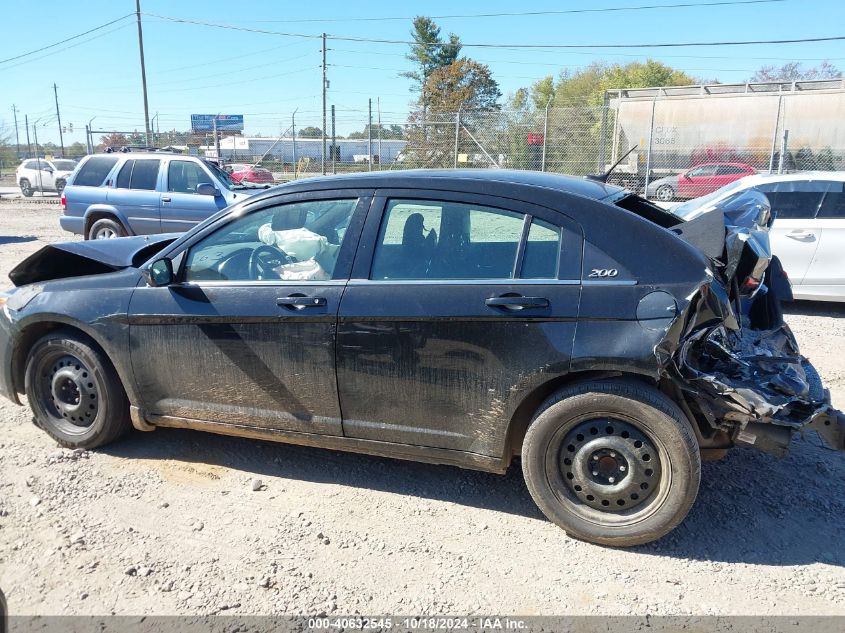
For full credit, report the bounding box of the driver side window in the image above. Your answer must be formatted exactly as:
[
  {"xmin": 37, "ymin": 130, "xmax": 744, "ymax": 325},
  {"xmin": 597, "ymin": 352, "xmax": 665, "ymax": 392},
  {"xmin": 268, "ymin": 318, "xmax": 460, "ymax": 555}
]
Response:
[{"xmin": 183, "ymin": 198, "xmax": 358, "ymax": 282}]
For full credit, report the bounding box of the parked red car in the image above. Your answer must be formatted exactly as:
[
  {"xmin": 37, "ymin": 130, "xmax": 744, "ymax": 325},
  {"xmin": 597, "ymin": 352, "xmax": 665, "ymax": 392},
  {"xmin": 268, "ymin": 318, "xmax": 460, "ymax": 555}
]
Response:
[
  {"xmin": 647, "ymin": 162, "xmax": 756, "ymax": 201},
  {"xmin": 225, "ymin": 163, "xmax": 275, "ymax": 185}
]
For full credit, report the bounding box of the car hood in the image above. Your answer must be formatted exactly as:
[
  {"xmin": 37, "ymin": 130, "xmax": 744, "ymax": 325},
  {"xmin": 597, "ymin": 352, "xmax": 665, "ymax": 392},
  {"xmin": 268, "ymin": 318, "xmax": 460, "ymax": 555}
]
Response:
[{"xmin": 8, "ymin": 234, "xmax": 179, "ymax": 286}]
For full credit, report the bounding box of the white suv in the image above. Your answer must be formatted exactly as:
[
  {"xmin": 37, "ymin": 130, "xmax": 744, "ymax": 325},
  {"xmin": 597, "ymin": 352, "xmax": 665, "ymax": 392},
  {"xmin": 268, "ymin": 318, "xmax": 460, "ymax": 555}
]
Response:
[
  {"xmin": 15, "ymin": 158, "xmax": 78, "ymax": 197},
  {"xmin": 673, "ymin": 172, "xmax": 845, "ymax": 302}
]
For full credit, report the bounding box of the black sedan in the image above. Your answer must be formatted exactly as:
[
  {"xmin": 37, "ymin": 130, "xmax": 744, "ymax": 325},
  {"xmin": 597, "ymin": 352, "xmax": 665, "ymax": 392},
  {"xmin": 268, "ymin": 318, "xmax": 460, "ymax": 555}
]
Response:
[{"xmin": 1, "ymin": 169, "xmax": 842, "ymax": 547}]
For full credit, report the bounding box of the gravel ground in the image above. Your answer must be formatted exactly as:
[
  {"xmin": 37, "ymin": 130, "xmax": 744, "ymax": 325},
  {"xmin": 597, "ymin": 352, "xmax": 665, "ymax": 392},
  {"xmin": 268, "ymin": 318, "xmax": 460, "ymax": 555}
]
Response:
[{"xmin": 0, "ymin": 203, "xmax": 844, "ymax": 616}]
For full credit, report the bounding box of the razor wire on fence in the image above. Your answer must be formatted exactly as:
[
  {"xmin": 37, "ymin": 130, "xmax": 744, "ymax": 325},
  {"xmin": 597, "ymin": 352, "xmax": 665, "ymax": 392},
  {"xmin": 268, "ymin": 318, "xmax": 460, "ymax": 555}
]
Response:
[{"xmin": 30, "ymin": 79, "xmax": 845, "ymax": 201}]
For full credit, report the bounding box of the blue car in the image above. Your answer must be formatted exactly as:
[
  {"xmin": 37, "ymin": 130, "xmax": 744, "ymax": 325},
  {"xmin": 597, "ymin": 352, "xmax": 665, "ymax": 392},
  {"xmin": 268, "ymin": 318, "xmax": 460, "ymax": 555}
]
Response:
[{"xmin": 60, "ymin": 151, "xmax": 265, "ymax": 240}]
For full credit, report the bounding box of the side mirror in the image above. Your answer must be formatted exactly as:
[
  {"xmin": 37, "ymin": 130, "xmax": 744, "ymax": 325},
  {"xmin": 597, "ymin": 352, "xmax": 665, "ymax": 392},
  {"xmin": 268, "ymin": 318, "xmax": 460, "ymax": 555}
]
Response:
[
  {"xmin": 196, "ymin": 182, "xmax": 219, "ymax": 196},
  {"xmin": 143, "ymin": 258, "xmax": 174, "ymax": 287},
  {"xmin": 683, "ymin": 173, "xmax": 692, "ymax": 180}
]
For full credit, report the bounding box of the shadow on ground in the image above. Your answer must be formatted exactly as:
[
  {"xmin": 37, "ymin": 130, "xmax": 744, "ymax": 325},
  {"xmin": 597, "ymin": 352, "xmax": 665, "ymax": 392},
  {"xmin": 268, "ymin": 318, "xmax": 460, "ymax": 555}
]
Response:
[
  {"xmin": 0, "ymin": 235, "xmax": 37, "ymax": 245},
  {"xmin": 102, "ymin": 424, "xmax": 844, "ymax": 567},
  {"xmin": 784, "ymin": 300, "xmax": 845, "ymax": 318}
]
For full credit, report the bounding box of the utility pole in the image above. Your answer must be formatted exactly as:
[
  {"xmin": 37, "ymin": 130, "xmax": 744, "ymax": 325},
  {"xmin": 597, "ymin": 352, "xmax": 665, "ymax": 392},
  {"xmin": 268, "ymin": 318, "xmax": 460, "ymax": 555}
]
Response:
[
  {"xmin": 367, "ymin": 98, "xmax": 372, "ymax": 172},
  {"xmin": 321, "ymin": 32, "xmax": 327, "ymax": 175},
  {"xmin": 377, "ymin": 97, "xmax": 382, "ymax": 170},
  {"xmin": 292, "ymin": 108, "xmax": 298, "ymax": 179},
  {"xmin": 32, "ymin": 122, "xmax": 44, "ymax": 194},
  {"xmin": 53, "ymin": 83, "xmax": 65, "ymax": 156},
  {"xmin": 135, "ymin": 0, "xmax": 152, "ymax": 147},
  {"xmin": 331, "ymin": 104, "xmax": 336, "ymax": 175},
  {"xmin": 12, "ymin": 105, "xmax": 20, "ymax": 159},
  {"xmin": 25, "ymin": 114, "xmax": 32, "ymax": 159}
]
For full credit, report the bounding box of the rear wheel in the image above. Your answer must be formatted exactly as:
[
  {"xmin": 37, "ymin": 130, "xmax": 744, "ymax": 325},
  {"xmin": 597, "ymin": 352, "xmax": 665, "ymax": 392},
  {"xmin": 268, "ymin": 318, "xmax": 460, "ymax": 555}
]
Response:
[
  {"xmin": 87, "ymin": 217, "xmax": 124, "ymax": 240},
  {"xmin": 24, "ymin": 331, "xmax": 131, "ymax": 449},
  {"xmin": 20, "ymin": 179, "xmax": 33, "ymax": 197},
  {"xmin": 521, "ymin": 379, "xmax": 700, "ymax": 546}
]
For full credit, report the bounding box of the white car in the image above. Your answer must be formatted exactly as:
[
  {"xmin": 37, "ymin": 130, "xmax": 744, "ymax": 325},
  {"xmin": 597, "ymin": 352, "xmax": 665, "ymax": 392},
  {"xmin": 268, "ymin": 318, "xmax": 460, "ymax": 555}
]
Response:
[
  {"xmin": 15, "ymin": 158, "xmax": 78, "ymax": 197},
  {"xmin": 673, "ymin": 172, "xmax": 845, "ymax": 302}
]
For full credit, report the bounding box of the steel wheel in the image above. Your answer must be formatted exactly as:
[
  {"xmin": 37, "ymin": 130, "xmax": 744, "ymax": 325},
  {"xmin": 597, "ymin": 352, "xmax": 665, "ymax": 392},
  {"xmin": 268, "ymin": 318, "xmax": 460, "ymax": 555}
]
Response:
[
  {"xmin": 31, "ymin": 352, "xmax": 99, "ymax": 436},
  {"xmin": 25, "ymin": 331, "xmax": 132, "ymax": 449},
  {"xmin": 555, "ymin": 418, "xmax": 665, "ymax": 517}
]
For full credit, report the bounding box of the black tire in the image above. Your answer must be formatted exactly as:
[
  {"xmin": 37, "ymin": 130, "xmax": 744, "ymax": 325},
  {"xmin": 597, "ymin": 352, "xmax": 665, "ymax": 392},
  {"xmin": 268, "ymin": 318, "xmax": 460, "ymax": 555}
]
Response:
[
  {"xmin": 87, "ymin": 217, "xmax": 124, "ymax": 240},
  {"xmin": 521, "ymin": 379, "xmax": 700, "ymax": 547},
  {"xmin": 24, "ymin": 331, "xmax": 132, "ymax": 449},
  {"xmin": 55, "ymin": 179, "xmax": 66, "ymax": 194},
  {"xmin": 655, "ymin": 185, "xmax": 675, "ymax": 202},
  {"xmin": 20, "ymin": 179, "xmax": 33, "ymax": 197}
]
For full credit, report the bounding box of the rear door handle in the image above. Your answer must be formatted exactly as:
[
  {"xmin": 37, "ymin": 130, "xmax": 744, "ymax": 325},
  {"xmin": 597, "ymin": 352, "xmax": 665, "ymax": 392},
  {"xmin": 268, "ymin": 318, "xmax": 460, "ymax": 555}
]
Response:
[
  {"xmin": 277, "ymin": 296, "xmax": 327, "ymax": 308},
  {"xmin": 161, "ymin": 196, "xmax": 171, "ymax": 203},
  {"xmin": 485, "ymin": 296, "xmax": 549, "ymax": 309}
]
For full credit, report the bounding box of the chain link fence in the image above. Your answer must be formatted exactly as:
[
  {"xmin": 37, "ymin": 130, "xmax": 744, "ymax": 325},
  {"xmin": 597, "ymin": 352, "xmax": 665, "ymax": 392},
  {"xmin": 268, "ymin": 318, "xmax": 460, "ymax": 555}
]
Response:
[{"xmin": 55, "ymin": 79, "xmax": 845, "ymax": 200}]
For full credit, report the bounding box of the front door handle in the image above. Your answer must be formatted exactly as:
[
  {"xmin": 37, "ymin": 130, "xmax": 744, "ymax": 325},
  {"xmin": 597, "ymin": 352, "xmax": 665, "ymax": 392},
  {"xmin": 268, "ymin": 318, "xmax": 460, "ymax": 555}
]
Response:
[
  {"xmin": 485, "ymin": 296, "xmax": 549, "ymax": 309},
  {"xmin": 277, "ymin": 296, "xmax": 327, "ymax": 308},
  {"xmin": 787, "ymin": 230, "xmax": 815, "ymax": 240},
  {"xmin": 161, "ymin": 196, "xmax": 171, "ymax": 203}
]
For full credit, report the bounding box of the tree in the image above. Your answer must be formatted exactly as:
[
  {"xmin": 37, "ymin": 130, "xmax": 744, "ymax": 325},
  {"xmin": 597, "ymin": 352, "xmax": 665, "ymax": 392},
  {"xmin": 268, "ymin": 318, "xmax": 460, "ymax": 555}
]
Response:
[
  {"xmin": 750, "ymin": 61, "xmax": 842, "ymax": 82},
  {"xmin": 99, "ymin": 133, "xmax": 129, "ymax": 149},
  {"xmin": 424, "ymin": 59, "xmax": 501, "ymax": 112},
  {"xmin": 297, "ymin": 126, "xmax": 323, "ymax": 138},
  {"xmin": 401, "ymin": 16, "xmax": 462, "ymax": 105},
  {"xmin": 347, "ymin": 124, "xmax": 405, "ymax": 140}
]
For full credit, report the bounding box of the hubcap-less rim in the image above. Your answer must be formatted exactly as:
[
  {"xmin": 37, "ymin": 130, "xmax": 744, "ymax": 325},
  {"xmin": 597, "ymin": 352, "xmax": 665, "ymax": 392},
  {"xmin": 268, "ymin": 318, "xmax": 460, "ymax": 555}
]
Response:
[
  {"xmin": 95, "ymin": 227, "xmax": 116, "ymax": 239},
  {"xmin": 658, "ymin": 187, "xmax": 672, "ymax": 201},
  {"xmin": 560, "ymin": 419, "xmax": 662, "ymax": 512},
  {"xmin": 42, "ymin": 354, "xmax": 98, "ymax": 430}
]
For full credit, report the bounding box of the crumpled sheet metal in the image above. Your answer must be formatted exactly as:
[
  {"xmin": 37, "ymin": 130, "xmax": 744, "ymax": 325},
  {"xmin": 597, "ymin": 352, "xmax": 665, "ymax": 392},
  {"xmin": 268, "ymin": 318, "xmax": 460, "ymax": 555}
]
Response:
[{"xmin": 655, "ymin": 191, "xmax": 826, "ymax": 429}]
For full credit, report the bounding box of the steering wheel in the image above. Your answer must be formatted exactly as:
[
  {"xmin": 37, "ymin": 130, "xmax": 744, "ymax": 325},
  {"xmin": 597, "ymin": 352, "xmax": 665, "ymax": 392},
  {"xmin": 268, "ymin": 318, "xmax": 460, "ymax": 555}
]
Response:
[{"xmin": 248, "ymin": 244, "xmax": 293, "ymax": 280}]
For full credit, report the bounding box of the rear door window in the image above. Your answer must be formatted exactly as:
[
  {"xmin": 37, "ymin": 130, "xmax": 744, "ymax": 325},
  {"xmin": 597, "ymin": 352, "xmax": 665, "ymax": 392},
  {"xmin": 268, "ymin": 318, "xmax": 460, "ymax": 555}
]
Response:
[
  {"xmin": 74, "ymin": 156, "xmax": 119, "ymax": 187},
  {"xmin": 130, "ymin": 159, "xmax": 161, "ymax": 190},
  {"xmin": 756, "ymin": 181, "xmax": 824, "ymax": 220},
  {"xmin": 370, "ymin": 199, "xmax": 566, "ymax": 281},
  {"xmin": 116, "ymin": 160, "xmax": 134, "ymax": 189},
  {"xmin": 818, "ymin": 181, "xmax": 845, "ymax": 218}
]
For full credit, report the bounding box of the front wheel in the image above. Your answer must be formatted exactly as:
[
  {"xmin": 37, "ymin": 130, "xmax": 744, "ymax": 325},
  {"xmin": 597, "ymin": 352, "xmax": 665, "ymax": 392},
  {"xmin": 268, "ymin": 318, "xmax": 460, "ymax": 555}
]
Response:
[
  {"xmin": 521, "ymin": 379, "xmax": 700, "ymax": 547},
  {"xmin": 20, "ymin": 179, "xmax": 33, "ymax": 197},
  {"xmin": 24, "ymin": 331, "xmax": 132, "ymax": 449},
  {"xmin": 55, "ymin": 179, "xmax": 66, "ymax": 194},
  {"xmin": 655, "ymin": 185, "xmax": 675, "ymax": 202}
]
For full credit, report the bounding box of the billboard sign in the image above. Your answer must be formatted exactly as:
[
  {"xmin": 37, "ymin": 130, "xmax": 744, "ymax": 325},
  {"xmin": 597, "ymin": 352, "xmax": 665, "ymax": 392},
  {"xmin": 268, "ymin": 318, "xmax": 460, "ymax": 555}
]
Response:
[{"xmin": 190, "ymin": 114, "xmax": 244, "ymax": 132}]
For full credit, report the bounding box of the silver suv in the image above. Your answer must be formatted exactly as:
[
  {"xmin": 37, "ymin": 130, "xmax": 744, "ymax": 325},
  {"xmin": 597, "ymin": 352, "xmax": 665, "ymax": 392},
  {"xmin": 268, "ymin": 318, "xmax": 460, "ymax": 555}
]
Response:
[{"xmin": 60, "ymin": 151, "xmax": 266, "ymax": 240}]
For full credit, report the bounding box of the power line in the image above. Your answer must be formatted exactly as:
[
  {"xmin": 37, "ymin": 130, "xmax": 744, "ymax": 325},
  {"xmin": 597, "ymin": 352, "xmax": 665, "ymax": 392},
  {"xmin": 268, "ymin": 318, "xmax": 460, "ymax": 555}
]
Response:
[
  {"xmin": 0, "ymin": 24, "xmax": 134, "ymax": 72},
  {"xmin": 229, "ymin": 0, "xmax": 788, "ymax": 22},
  {"xmin": 0, "ymin": 13, "xmax": 135, "ymax": 65},
  {"xmin": 144, "ymin": 12, "xmax": 845, "ymax": 50}
]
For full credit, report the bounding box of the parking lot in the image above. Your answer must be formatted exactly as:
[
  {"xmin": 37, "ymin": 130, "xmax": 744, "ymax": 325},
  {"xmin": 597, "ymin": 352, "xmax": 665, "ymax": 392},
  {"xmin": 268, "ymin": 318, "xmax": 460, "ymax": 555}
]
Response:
[{"xmin": 0, "ymin": 200, "xmax": 843, "ymax": 616}]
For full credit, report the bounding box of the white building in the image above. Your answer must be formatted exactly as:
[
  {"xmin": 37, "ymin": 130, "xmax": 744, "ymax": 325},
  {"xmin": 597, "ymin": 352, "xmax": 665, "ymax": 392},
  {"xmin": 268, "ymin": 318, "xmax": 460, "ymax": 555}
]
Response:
[{"xmin": 216, "ymin": 136, "xmax": 406, "ymax": 164}]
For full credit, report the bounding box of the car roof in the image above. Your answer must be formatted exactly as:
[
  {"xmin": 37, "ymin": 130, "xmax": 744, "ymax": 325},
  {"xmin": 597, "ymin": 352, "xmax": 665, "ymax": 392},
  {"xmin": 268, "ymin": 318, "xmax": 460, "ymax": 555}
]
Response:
[
  {"xmin": 272, "ymin": 169, "xmax": 625, "ymax": 201},
  {"xmin": 738, "ymin": 170, "xmax": 845, "ymax": 184}
]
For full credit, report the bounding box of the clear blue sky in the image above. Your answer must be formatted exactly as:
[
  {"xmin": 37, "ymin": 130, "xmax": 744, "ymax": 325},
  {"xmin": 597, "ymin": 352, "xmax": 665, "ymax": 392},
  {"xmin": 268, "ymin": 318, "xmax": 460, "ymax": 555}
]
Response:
[{"xmin": 2, "ymin": 0, "xmax": 845, "ymax": 146}]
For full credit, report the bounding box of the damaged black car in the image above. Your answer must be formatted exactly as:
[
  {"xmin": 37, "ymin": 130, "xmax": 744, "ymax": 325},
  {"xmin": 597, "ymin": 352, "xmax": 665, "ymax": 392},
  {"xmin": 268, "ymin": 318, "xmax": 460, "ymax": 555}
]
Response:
[{"xmin": 1, "ymin": 169, "xmax": 842, "ymax": 547}]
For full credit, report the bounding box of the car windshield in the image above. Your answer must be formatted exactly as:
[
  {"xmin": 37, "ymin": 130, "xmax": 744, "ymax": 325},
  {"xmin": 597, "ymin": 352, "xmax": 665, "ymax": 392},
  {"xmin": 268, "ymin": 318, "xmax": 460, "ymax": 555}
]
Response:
[
  {"xmin": 53, "ymin": 160, "xmax": 77, "ymax": 170},
  {"xmin": 672, "ymin": 179, "xmax": 747, "ymax": 219},
  {"xmin": 203, "ymin": 159, "xmax": 250, "ymax": 190}
]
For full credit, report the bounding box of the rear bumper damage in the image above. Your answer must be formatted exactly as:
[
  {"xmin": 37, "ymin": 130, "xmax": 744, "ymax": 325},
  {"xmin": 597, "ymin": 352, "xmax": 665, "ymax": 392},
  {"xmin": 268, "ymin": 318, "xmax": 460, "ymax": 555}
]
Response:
[{"xmin": 663, "ymin": 280, "xmax": 845, "ymax": 457}]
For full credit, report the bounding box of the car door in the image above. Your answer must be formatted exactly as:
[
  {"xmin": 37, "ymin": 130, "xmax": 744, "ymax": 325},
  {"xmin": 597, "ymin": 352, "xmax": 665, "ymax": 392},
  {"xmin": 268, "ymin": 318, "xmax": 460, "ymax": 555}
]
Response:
[
  {"xmin": 677, "ymin": 165, "xmax": 718, "ymax": 199},
  {"xmin": 799, "ymin": 180, "xmax": 845, "ymax": 298},
  {"xmin": 106, "ymin": 158, "xmax": 163, "ymax": 235},
  {"xmin": 128, "ymin": 190, "xmax": 372, "ymax": 434},
  {"xmin": 758, "ymin": 180, "xmax": 825, "ymax": 288},
  {"xmin": 336, "ymin": 190, "xmax": 582, "ymax": 457},
  {"xmin": 162, "ymin": 159, "xmax": 229, "ymax": 232}
]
